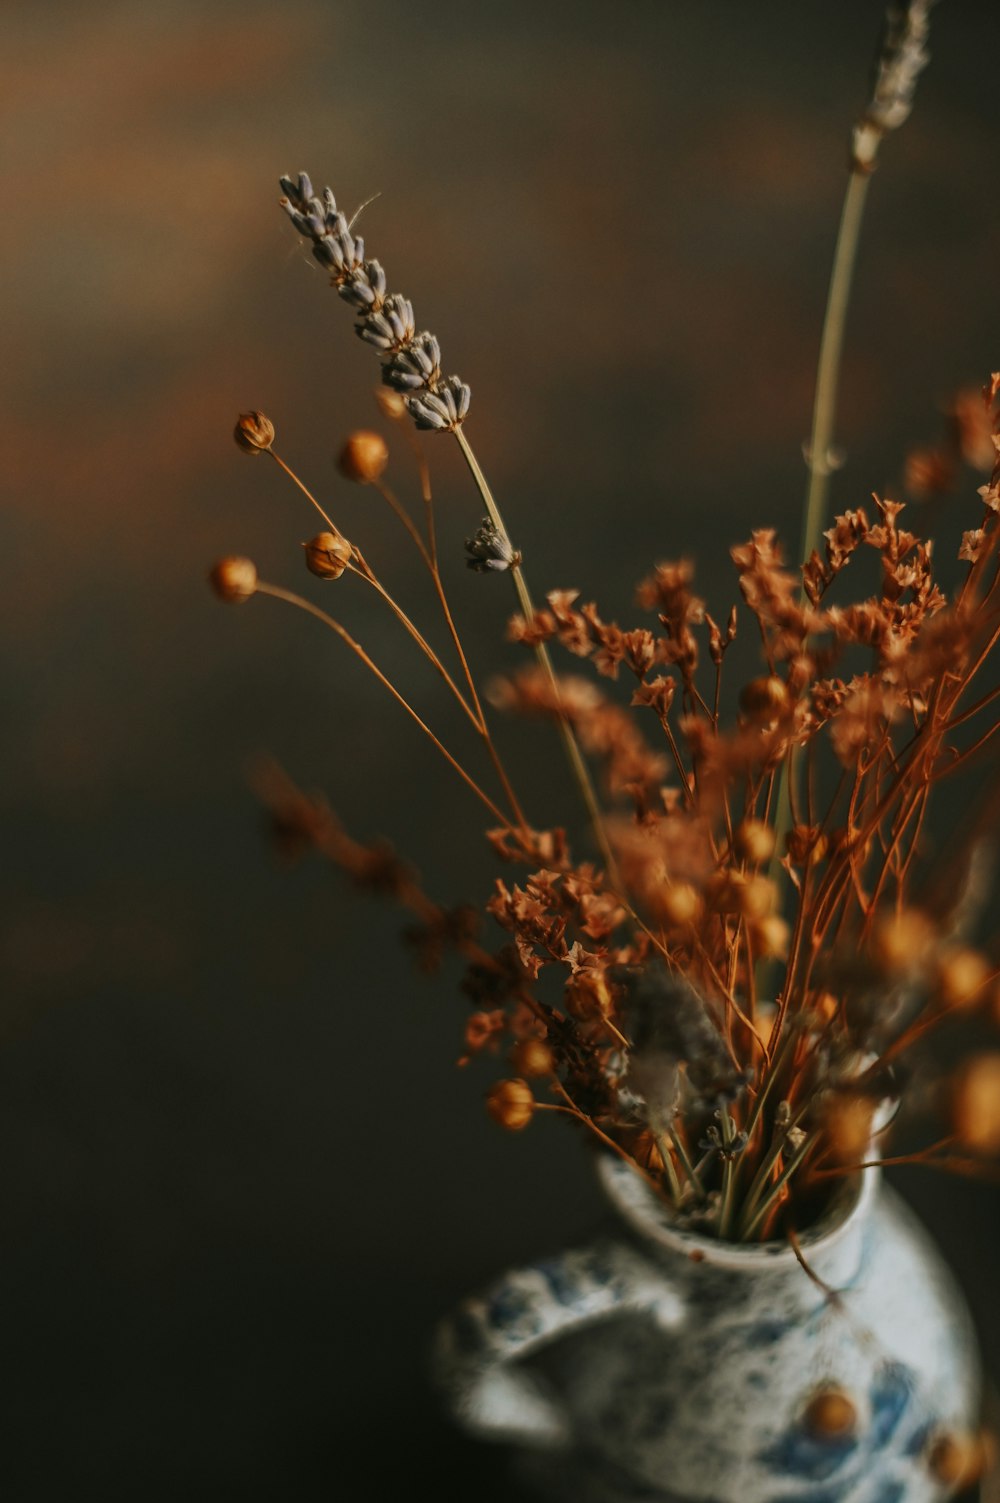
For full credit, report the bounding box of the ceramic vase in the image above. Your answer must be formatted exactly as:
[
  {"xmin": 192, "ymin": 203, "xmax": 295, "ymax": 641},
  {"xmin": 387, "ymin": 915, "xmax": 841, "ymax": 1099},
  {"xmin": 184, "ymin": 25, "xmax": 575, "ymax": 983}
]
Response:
[{"xmin": 434, "ymin": 1153, "xmax": 980, "ymax": 1503}]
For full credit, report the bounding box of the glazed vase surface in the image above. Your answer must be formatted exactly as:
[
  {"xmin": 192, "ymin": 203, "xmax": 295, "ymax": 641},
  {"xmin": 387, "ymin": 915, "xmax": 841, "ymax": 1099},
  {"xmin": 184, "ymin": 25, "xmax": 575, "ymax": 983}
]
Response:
[{"xmin": 434, "ymin": 1156, "xmax": 979, "ymax": 1503}]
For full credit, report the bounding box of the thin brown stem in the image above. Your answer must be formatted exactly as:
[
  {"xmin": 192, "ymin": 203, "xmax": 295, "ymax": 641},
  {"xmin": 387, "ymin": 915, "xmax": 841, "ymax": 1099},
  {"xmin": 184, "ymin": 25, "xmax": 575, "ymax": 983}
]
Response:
[{"xmin": 254, "ymin": 581, "xmax": 513, "ymax": 828}]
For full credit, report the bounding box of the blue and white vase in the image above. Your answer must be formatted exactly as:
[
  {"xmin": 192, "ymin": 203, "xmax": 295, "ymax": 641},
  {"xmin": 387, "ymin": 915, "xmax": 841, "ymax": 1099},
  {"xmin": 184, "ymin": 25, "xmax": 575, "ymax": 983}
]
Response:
[{"xmin": 434, "ymin": 1153, "xmax": 980, "ymax": 1502}]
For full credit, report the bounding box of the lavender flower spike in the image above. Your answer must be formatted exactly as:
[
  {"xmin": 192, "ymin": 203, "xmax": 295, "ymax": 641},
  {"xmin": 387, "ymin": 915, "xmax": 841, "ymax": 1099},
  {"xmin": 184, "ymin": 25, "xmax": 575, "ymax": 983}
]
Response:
[
  {"xmin": 853, "ymin": 0, "xmax": 938, "ymax": 168},
  {"xmin": 278, "ymin": 171, "xmax": 471, "ymax": 432}
]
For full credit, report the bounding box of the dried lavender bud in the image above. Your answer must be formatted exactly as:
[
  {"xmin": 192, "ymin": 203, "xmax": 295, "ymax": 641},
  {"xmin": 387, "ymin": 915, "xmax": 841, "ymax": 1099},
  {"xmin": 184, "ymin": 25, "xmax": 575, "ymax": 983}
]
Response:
[
  {"xmin": 853, "ymin": 1, "xmax": 937, "ymax": 167},
  {"xmin": 356, "ymin": 294, "xmax": 415, "ymax": 353},
  {"xmin": 382, "ymin": 332, "xmax": 442, "ymax": 392},
  {"xmin": 407, "ymin": 375, "xmax": 471, "ymax": 432},
  {"xmin": 465, "ymin": 518, "xmax": 520, "ymax": 573},
  {"xmin": 338, "ymin": 260, "xmax": 387, "ymax": 312}
]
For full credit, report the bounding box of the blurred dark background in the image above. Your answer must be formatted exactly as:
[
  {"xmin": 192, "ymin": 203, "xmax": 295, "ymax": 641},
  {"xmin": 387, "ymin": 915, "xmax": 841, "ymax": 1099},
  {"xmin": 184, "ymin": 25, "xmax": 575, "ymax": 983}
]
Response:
[{"xmin": 2, "ymin": 1, "xmax": 998, "ymax": 1498}]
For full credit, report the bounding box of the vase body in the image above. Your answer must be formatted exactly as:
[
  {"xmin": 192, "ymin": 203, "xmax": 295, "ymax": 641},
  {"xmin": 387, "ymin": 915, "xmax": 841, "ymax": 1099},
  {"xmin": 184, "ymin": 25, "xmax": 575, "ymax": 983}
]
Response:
[{"xmin": 433, "ymin": 1155, "xmax": 980, "ymax": 1503}]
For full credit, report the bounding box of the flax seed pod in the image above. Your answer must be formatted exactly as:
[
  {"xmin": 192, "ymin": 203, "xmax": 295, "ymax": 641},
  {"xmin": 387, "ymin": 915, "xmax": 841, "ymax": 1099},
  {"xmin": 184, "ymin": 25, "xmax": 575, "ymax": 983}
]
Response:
[
  {"xmin": 304, "ymin": 530, "xmax": 353, "ymax": 580},
  {"xmin": 233, "ymin": 411, "xmax": 275, "ymax": 453},
  {"xmin": 734, "ymin": 819, "xmax": 775, "ymax": 865},
  {"xmin": 209, "ymin": 556, "xmax": 258, "ymax": 603},
  {"xmin": 337, "ymin": 430, "xmax": 389, "ymax": 484},
  {"xmin": 486, "ymin": 1079, "xmax": 535, "ymax": 1131},
  {"xmin": 510, "ymin": 1039, "xmax": 555, "ymax": 1078}
]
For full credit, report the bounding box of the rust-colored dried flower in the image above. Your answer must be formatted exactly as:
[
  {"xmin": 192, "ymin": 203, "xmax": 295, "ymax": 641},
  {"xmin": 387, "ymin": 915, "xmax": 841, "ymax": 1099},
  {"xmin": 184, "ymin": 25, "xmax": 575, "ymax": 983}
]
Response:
[
  {"xmin": 486, "ymin": 1078, "xmax": 535, "ymax": 1131},
  {"xmin": 803, "ymin": 1388, "xmax": 858, "ymax": 1440},
  {"xmin": 785, "ymin": 825, "xmax": 829, "ymax": 867},
  {"xmin": 209, "ymin": 556, "xmax": 258, "ymax": 603},
  {"xmin": 304, "ymin": 530, "xmax": 353, "ymax": 580},
  {"xmin": 565, "ymin": 968, "xmax": 612, "ymax": 1020},
  {"xmin": 234, "ymin": 410, "xmax": 275, "ymax": 453},
  {"xmin": 952, "ymin": 1055, "xmax": 1000, "ymax": 1153},
  {"xmin": 338, "ymin": 429, "xmax": 389, "ymax": 484},
  {"xmin": 511, "ymin": 1039, "xmax": 555, "ymax": 1078}
]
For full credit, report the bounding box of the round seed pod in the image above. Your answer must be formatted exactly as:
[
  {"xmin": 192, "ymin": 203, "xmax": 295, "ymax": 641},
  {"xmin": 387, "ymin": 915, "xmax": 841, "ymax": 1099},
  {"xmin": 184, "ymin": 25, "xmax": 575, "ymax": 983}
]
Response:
[
  {"xmin": 486, "ymin": 1079, "xmax": 534, "ymax": 1131},
  {"xmin": 937, "ymin": 946, "xmax": 991, "ymax": 1009},
  {"xmin": 823, "ymin": 1094, "xmax": 876, "ymax": 1165},
  {"xmin": 751, "ymin": 914, "xmax": 789, "ymax": 960},
  {"xmin": 734, "ymin": 819, "xmax": 775, "ymax": 865},
  {"xmin": 951, "ymin": 1053, "xmax": 1000, "ymax": 1153},
  {"xmin": 233, "ymin": 410, "xmax": 275, "ymax": 453},
  {"xmin": 736, "ymin": 873, "xmax": 777, "ymax": 922},
  {"xmin": 338, "ymin": 429, "xmax": 389, "ymax": 484},
  {"xmin": 374, "ymin": 388, "xmax": 407, "ymax": 421},
  {"xmin": 870, "ymin": 908, "xmax": 935, "ymax": 977},
  {"xmin": 510, "ymin": 1039, "xmax": 555, "ymax": 1078},
  {"xmin": 739, "ymin": 676, "xmax": 790, "ymax": 721},
  {"xmin": 655, "ymin": 881, "xmax": 703, "ymax": 928},
  {"xmin": 803, "ymin": 1388, "xmax": 857, "ymax": 1440},
  {"xmin": 209, "ymin": 556, "xmax": 258, "ymax": 603},
  {"xmin": 304, "ymin": 530, "xmax": 353, "ymax": 580}
]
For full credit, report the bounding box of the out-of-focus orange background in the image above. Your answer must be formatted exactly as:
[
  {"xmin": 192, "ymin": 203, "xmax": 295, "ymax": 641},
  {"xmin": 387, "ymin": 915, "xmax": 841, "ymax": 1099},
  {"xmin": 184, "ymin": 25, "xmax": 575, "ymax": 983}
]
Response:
[{"xmin": 2, "ymin": 2, "xmax": 998, "ymax": 1498}]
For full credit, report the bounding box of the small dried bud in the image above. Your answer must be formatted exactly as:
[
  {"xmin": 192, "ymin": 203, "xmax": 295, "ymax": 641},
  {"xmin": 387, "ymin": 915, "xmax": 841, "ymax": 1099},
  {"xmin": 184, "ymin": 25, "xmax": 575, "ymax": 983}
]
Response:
[
  {"xmin": 510, "ymin": 1039, "xmax": 555, "ymax": 1078},
  {"xmin": 823, "ymin": 1094, "xmax": 876, "ymax": 1165},
  {"xmin": 803, "ymin": 1388, "xmax": 857, "ymax": 1440},
  {"xmin": 654, "ymin": 882, "xmax": 703, "ymax": 928},
  {"xmin": 234, "ymin": 411, "xmax": 275, "ymax": 454},
  {"xmin": 952, "ymin": 1054, "xmax": 1000, "ymax": 1153},
  {"xmin": 927, "ymin": 1430, "xmax": 989, "ymax": 1489},
  {"xmin": 565, "ymin": 969, "xmax": 612, "ymax": 1020},
  {"xmin": 870, "ymin": 908, "xmax": 935, "ymax": 977},
  {"xmin": 734, "ymin": 819, "xmax": 775, "ymax": 865},
  {"xmin": 937, "ymin": 947, "xmax": 991, "ymax": 1010},
  {"xmin": 486, "ymin": 1078, "xmax": 534, "ymax": 1131},
  {"xmin": 736, "ymin": 874, "xmax": 777, "ymax": 922},
  {"xmin": 338, "ymin": 430, "xmax": 389, "ymax": 484},
  {"xmin": 304, "ymin": 530, "xmax": 353, "ymax": 580},
  {"xmin": 739, "ymin": 676, "xmax": 790, "ymax": 721},
  {"xmin": 465, "ymin": 518, "xmax": 521, "ymax": 574},
  {"xmin": 374, "ymin": 388, "xmax": 407, "ymax": 421},
  {"xmin": 751, "ymin": 914, "xmax": 789, "ymax": 960},
  {"xmin": 209, "ymin": 556, "xmax": 258, "ymax": 604}
]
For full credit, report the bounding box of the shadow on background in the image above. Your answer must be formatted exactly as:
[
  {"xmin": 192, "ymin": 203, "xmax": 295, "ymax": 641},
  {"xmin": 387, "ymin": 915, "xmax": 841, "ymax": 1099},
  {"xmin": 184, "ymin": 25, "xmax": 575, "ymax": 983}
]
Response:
[{"xmin": 1, "ymin": 1, "xmax": 998, "ymax": 1497}]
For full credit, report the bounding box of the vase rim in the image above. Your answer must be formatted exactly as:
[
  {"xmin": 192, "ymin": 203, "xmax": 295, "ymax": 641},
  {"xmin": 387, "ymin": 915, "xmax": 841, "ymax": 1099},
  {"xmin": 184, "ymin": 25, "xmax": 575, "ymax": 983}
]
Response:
[{"xmin": 596, "ymin": 1149, "xmax": 877, "ymax": 1269}]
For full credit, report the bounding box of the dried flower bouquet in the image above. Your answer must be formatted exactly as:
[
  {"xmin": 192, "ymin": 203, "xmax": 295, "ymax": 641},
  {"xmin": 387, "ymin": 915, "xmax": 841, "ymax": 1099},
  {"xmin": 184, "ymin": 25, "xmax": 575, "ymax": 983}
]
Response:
[{"xmin": 210, "ymin": 0, "xmax": 1000, "ymax": 1260}]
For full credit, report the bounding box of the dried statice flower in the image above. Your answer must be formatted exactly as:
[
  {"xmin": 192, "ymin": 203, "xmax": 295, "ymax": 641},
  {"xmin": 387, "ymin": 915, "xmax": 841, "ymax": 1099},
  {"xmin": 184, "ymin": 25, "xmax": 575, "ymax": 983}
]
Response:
[
  {"xmin": 465, "ymin": 519, "xmax": 520, "ymax": 573},
  {"xmin": 853, "ymin": 1, "xmax": 937, "ymax": 167},
  {"xmin": 278, "ymin": 171, "xmax": 471, "ymax": 431}
]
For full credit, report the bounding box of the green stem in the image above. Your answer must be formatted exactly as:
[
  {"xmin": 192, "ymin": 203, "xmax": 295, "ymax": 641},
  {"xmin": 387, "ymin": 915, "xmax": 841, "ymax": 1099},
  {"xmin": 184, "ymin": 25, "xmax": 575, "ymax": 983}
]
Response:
[
  {"xmin": 740, "ymin": 1128, "xmax": 817, "ymax": 1243},
  {"xmin": 759, "ymin": 166, "xmax": 873, "ymax": 1004}
]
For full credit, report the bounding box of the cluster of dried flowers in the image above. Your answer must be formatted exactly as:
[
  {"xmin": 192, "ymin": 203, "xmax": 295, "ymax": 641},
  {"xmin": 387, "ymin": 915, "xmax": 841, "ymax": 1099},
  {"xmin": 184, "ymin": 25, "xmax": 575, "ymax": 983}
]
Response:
[
  {"xmin": 218, "ymin": 366, "xmax": 1000, "ymax": 1252},
  {"xmin": 208, "ymin": 3, "xmax": 998, "ymax": 1256}
]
